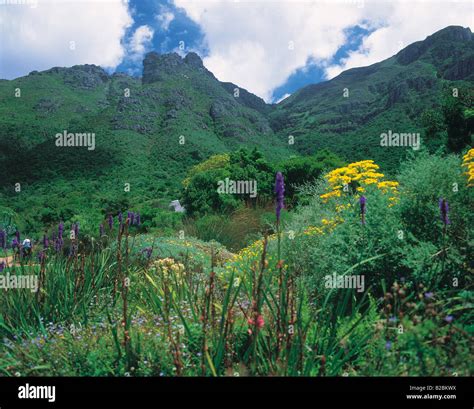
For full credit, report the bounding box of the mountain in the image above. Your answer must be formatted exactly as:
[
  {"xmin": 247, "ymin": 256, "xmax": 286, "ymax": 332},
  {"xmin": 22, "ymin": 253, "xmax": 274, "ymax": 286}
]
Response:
[
  {"xmin": 0, "ymin": 25, "xmax": 472, "ymax": 229},
  {"xmin": 0, "ymin": 51, "xmax": 289, "ymax": 225},
  {"xmin": 269, "ymin": 26, "xmax": 473, "ymax": 169}
]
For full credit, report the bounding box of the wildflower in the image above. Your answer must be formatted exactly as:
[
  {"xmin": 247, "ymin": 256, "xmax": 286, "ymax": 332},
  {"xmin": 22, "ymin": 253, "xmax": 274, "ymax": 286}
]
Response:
[
  {"xmin": 136, "ymin": 212, "xmax": 141, "ymax": 226},
  {"xmin": 444, "ymin": 315, "xmax": 454, "ymax": 323},
  {"xmin": 74, "ymin": 222, "xmax": 79, "ymax": 238},
  {"xmin": 42, "ymin": 235, "xmax": 49, "ymax": 249},
  {"xmin": 256, "ymin": 314, "xmax": 265, "ymax": 329},
  {"xmin": 424, "ymin": 292, "xmax": 434, "ymax": 299},
  {"xmin": 0, "ymin": 230, "xmax": 6, "ymax": 249},
  {"xmin": 58, "ymin": 222, "xmax": 64, "ymax": 239},
  {"xmin": 12, "ymin": 238, "xmax": 18, "ymax": 248},
  {"xmin": 142, "ymin": 247, "xmax": 152, "ymax": 259},
  {"xmin": 130, "ymin": 212, "xmax": 135, "ymax": 225},
  {"xmin": 108, "ymin": 214, "xmax": 113, "ymax": 230},
  {"xmin": 37, "ymin": 251, "xmax": 45, "ymax": 263},
  {"xmin": 439, "ymin": 198, "xmax": 450, "ymax": 225},
  {"xmin": 359, "ymin": 195, "xmax": 366, "ymax": 224},
  {"xmin": 275, "ymin": 172, "xmax": 285, "ymax": 223},
  {"xmin": 385, "ymin": 341, "xmax": 392, "ymax": 350},
  {"xmin": 15, "ymin": 230, "xmax": 20, "ymax": 242},
  {"xmin": 118, "ymin": 212, "xmax": 123, "ymax": 224}
]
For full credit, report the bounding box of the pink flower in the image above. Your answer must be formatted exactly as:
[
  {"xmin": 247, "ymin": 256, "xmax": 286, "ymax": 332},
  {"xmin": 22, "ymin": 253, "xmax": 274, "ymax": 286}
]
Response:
[{"xmin": 256, "ymin": 315, "xmax": 265, "ymax": 329}]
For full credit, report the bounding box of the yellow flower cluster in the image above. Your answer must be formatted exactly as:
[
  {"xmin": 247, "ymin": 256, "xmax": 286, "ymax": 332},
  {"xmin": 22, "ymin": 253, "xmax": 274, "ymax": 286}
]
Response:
[
  {"xmin": 153, "ymin": 257, "xmax": 185, "ymax": 278},
  {"xmin": 462, "ymin": 148, "xmax": 474, "ymax": 187},
  {"xmin": 320, "ymin": 160, "xmax": 398, "ymax": 200},
  {"xmin": 231, "ymin": 233, "xmax": 278, "ymax": 264},
  {"xmin": 303, "ymin": 217, "xmax": 341, "ymax": 236}
]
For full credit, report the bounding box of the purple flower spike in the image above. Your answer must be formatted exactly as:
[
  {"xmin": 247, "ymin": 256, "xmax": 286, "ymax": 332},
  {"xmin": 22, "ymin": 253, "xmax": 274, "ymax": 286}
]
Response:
[
  {"xmin": 42, "ymin": 235, "xmax": 49, "ymax": 249},
  {"xmin": 15, "ymin": 230, "xmax": 20, "ymax": 242},
  {"xmin": 58, "ymin": 222, "xmax": 64, "ymax": 239},
  {"xmin": 359, "ymin": 196, "xmax": 366, "ymax": 225},
  {"xmin": 385, "ymin": 341, "xmax": 392, "ymax": 350},
  {"xmin": 424, "ymin": 292, "xmax": 434, "ymax": 299},
  {"xmin": 12, "ymin": 238, "xmax": 18, "ymax": 248},
  {"xmin": 0, "ymin": 230, "xmax": 6, "ymax": 249},
  {"xmin": 108, "ymin": 214, "xmax": 113, "ymax": 230},
  {"xmin": 136, "ymin": 212, "xmax": 141, "ymax": 226},
  {"xmin": 142, "ymin": 247, "xmax": 152, "ymax": 259},
  {"xmin": 74, "ymin": 223, "xmax": 79, "ymax": 238},
  {"xmin": 130, "ymin": 212, "xmax": 135, "ymax": 225},
  {"xmin": 118, "ymin": 212, "xmax": 123, "ymax": 224},
  {"xmin": 274, "ymin": 172, "xmax": 285, "ymax": 223},
  {"xmin": 439, "ymin": 198, "xmax": 450, "ymax": 226}
]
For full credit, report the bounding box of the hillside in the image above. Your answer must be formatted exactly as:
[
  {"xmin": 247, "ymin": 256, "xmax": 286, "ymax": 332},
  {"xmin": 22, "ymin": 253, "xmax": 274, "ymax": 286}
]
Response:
[
  {"xmin": 0, "ymin": 25, "xmax": 472, "ymax": 231},
  {"xmin": 270, "ymin": 25, "xmax": 474, "ymax": 169}
]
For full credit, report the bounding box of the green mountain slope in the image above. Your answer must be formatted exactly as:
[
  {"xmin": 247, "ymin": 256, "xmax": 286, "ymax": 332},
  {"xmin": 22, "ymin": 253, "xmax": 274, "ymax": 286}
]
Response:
[
  {"xmin": 0, "ymin": 25, "xmax": 472, "ymax": 232},
  {"xmin": 270, "ymin": 25, "xmax": 473, "ymax": 170}
]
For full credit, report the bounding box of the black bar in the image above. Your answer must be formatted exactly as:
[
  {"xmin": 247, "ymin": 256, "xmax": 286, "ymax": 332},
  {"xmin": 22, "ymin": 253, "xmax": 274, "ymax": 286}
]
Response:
[{"xmin": 0, "ymin": 377, "xmax": 471, "ymax": 409}]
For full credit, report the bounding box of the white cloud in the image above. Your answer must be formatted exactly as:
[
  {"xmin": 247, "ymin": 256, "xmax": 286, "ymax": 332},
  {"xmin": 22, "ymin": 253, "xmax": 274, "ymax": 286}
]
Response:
[
  {"xmin": 275, "ymin": 93, "xmax": 291, "ymax": 104},
  {"xmin": 156, "ymin": 6, "xmax": 175, "ymax": 31},
  {"xmin": 0, "ymin": 0, "xmax": 133, "ymax": 79},
  {"xmin": 173, "ymin": 0, "xmax": 473, "ymax": 102},
  {"xmin": 325, "ymin": 1, "xmax": 474, "ymax": 79},
  {"xmin": 129, "ymin": 25, "xmax": 154, "ymax": 60}
]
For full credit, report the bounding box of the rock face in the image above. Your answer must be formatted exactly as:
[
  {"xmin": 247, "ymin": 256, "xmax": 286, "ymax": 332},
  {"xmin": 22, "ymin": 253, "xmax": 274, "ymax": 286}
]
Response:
[
  {"xmin": 142, "ymin": 51, "xmax": 210, "ymax": 84},
  {"xmin": 142, "ymin": 52, "xmax": 183, "ymax": 84},
  {"xmin": 44, "ymin": 64, "xmax": 109, "ymax": 89}
]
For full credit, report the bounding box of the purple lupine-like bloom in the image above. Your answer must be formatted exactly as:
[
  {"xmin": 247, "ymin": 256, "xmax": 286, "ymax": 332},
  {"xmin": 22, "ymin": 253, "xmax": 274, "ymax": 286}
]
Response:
[
  {"xmin": 55, "ymin": 238, "xmax": 63, "ymax": 253},
  {"xmin": 444, "ymin": 315, "xmax": 454, "ymax": 323},
  {"xmin": 0, "ymin": 230, "xmax": 6, "ymax": 249},
  {"xmin": 359, "ymin": 196, "xmax": 367, "ymax": 225},
  {"xmin": 130, "ymin": 212, "xmax": 135, "ymax": 225},
  {"xmin": 385, "ymin": 341, "xmax": 392, "ymax": 350},
  {"xmin": 58, "ymin": 222, "xmax": 64, "ymax": 239},
  {"xmin": 274, "ymin": 172, "xmax": 285, "ymax": 223},
  {"xmin": 15, "ymin": 230, "xmax": 20, "ymax": 242},
  {"xmin": 108, "ymin": 214, "xmax": 113, "ymax": 230},
  {"xmin": 99, "ymin": 224, "xmax": 105, "ymax": 237},
  {"xmin": 118, "ymin": 212, "xmax": 123, "ymax": 224},
  {"xmin": 37, "ymin": 251, "xmax": 45, "ymax": 263},
  {"xmin": 74, "ymin": 222, "xmax": 79, "ymax": 238},
  {"xmin": 439, "ymin": 198, "xmax": 450, "ymax": 226},
  {"xmin": 42, "ymin": 235, "xmax": 49, "ymax": 249},
  {"xmin": 142, "ymin": 247, "xmax": 152, "ymax": 259},
  {"xmin": 136, "ymin": 212, "xmax": 141, "ymax": 226},
  {"xmin": 424, "ymin": 292, "xmax": 434, "ymax": 299},
  {"xmin": 12, "ymin": 238, "xmax": 18, "ymax": 248}
]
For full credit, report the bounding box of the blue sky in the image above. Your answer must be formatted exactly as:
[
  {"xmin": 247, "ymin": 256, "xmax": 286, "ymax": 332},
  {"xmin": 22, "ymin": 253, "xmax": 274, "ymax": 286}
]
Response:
[{"xmin": 1, "ymin": 0, "xmax": 472, "ymax": 103}]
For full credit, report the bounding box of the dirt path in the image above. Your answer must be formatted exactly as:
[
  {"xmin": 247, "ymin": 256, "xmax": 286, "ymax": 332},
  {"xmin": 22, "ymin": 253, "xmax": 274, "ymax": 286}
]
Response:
[{"xmin": 0, "ymin": 255, "xmax": 14, "ymax": 266}]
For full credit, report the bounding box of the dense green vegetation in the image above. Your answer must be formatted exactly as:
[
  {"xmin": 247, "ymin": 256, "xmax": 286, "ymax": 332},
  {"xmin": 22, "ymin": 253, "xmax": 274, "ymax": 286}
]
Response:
[
  {"xmin": 0, "ymin": 152, "xmax": 472, "ymax": 376},
  {"xmin": 0, "ymin": 25, "xmax": 472, "ymax": 377}
]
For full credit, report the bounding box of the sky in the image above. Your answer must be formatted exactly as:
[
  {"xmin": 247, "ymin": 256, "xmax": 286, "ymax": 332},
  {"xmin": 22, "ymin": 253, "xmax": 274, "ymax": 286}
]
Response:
[{"xmin": 0, "ymin": 0, "xmax": 472, "ymax": 103}]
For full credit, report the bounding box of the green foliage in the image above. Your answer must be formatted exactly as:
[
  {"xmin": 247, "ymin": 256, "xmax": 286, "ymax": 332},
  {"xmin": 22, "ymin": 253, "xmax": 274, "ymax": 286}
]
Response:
[
  {"xmin": 443, "ymin": 97, "xmax": 470, "ymax": 152},
  {"xmin": 278, "ymin": 149, "xmax": 345, "ymax": 204}
]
